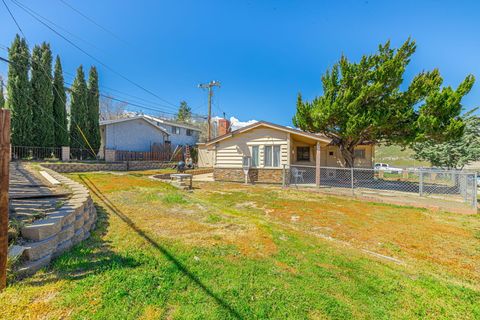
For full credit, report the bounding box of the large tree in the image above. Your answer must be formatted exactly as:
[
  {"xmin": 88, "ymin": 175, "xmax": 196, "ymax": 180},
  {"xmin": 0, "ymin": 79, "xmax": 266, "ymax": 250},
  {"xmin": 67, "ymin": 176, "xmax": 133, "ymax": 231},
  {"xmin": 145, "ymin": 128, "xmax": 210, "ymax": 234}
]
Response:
[
  {"xmin": 52, "ymin": 55, "xmax": 69, "ymax": 146},
  {"xmin": 412, "ymin": 111, "xmax": 480, "ymax": 170},
  {"xmin": 31, "ymin": 42, "xmax": 55, "ymax": 147},
  {"xmin": 87, "ymin": 66, "xmax": 101, "ymax": 153},
  {"xmin": 0, "ymin": 78, "xmax": 5, "ymax": 108},
  {"xmin": 69, "ymin": 65, "xmax": 88, "ymax": 149},
  {"xmin": 6, "ymin": 35, "xmax": 32, "ymax": 146},
  {"xmin": 176, "ymin": 100, "xmax": 192, "ymax": 122},
  {"xmin": 293, "ymin": 39, "xmax": 474, "ymax": 167}
]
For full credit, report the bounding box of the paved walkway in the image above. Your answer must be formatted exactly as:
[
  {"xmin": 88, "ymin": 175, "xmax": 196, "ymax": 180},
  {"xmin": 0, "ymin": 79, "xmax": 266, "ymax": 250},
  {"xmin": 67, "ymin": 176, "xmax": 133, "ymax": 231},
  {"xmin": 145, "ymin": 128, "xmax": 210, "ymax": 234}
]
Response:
[{"xmin": 9, "ymin": 162, "xmax": 69, "ymax": 222}]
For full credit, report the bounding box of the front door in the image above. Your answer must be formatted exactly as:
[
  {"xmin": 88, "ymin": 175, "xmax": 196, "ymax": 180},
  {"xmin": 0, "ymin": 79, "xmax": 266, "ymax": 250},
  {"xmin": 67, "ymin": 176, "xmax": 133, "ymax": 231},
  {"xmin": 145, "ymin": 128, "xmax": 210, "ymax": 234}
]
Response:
[{"xmin": 326, "ymin": 146, "xmax": 338, "ymax": 167}]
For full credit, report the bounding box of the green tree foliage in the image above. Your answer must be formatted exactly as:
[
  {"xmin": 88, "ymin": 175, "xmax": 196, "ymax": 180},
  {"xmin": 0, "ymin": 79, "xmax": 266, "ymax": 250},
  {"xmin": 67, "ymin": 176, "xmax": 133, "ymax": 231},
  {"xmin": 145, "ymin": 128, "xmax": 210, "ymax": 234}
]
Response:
[
  {"xmin": 6, "ymin": 35, "xmax": 32, "ymax": 146},
  {"xmin": 0, "ymin": 78, "xmax": 5, "ymax": 108},
  {"xmin": 176, "ymin": 100, "xmax": 192, "ymax": 122},
  {"xmin": 87, "ymin": 66, "xmax": 101, "ymax": 153},
  {"xmin": 52, "ymin": 55, "xmax": 69, "ymax": 146},
  {"xmin": 70, "ymin": 65, "xmax": 88, "ymax": 149},
  {"xmin": 293, "ymin": 39, "xmax": 474, "ymax": 167},
  {"xmin": 413, "ymin": 111, "xmax": 480, "ymax": 169},
  {"xmin": 31, "ymin": 42, "xmax": 55, "ymax": 147}
]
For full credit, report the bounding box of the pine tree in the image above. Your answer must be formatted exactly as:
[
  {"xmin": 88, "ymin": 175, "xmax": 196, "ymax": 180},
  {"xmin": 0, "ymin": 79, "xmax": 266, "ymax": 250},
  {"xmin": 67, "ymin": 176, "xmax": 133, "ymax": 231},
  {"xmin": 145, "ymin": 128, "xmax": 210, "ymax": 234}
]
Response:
[
  {"xmin": 53, "ymin": 55, "xmax": 69, "ymax": 146},
  {"xmin": 70, "ymin": 65, "xmax": 88, "ymax": 149},
  {"xmin": 6, "ymin": 35, "xmax": 32, "ymax": 146},
  {"xmin": 87, "ymin": 66, "xmax": 101, "ymax": 153},
  {"xmin": 176, "ymin": 100, "xmax": 192, "ymax": 122},
  {"xmin": 0, "ymin": 78, "xmax": 5, "ymax": 109},
  {"xmin": 31, "ymin": 42, "xmax": 55, "ymax": 147}
]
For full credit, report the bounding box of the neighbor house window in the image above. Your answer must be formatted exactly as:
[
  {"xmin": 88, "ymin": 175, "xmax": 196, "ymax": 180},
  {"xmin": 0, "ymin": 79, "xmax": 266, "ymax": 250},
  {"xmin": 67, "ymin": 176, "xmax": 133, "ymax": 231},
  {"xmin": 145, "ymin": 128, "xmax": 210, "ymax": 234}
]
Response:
[
  {"xmin": 354, "ymin": 149, "xmax": 366, "ymax": 159},
  {"xmin": 297, "ymin": 147, "xmax": 310, "ymax": 161},
  {"xmin": 171, "ymin": 126, "xmax": 181, "ymax": 134},
  {"xmin": 264, "ymin": 145, "xmax": 281, "ymax": 167},
  {"xmin": 186, "ymin": 129, "xmax": 193, "ymax": 136},
  {"xmin": 252, "ymin": 146, "xmax": 259, "ymax": 167}
]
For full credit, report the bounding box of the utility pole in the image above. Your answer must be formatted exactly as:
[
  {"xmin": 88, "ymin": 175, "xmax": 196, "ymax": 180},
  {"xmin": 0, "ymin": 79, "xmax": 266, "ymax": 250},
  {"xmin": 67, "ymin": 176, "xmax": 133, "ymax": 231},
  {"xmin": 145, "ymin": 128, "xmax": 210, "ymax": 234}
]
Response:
[
  {"xmin": 0, "ymin": 109, "xmax": 10, "ymax": 291},
  {"xmin": 198, "ymin": 80, "xmax": 221, "ymax": 141}
]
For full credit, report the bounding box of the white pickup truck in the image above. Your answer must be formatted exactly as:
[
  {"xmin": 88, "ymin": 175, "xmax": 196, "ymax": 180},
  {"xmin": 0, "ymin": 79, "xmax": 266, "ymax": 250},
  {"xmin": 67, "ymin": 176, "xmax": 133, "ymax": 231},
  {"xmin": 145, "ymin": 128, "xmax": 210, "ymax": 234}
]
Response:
[{"xmin": 374, "ymin": 163, "xmax": 403, "ymax": 174}]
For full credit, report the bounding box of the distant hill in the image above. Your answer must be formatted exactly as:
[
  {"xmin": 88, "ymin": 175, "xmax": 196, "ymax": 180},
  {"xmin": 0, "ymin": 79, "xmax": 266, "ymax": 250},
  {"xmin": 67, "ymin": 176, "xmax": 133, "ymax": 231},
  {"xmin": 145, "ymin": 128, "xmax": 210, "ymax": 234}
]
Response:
[{"xmin": 374, "ymin": 145, "xmax": 430, "ymax": 168}]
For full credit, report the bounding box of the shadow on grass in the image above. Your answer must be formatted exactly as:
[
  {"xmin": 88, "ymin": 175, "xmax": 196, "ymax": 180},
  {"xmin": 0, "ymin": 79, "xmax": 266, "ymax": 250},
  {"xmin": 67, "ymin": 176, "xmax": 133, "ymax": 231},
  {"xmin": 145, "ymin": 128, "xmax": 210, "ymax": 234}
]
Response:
[
  {"xmin": 19, "ymin": 205, "xmax": 140, "ymax": 287},
  {"xmin": 78, "ymin": 175, "xmax": 244, "ymax": 320}
]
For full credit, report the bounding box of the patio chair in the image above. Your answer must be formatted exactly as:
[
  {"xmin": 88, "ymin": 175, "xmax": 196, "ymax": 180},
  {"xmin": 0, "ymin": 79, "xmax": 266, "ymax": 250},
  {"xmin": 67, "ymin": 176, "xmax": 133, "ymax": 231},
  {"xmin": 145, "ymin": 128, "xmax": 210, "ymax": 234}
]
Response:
[{"xmin": 291, "ymin": 167, "xmax": 305, "ymax": 185}]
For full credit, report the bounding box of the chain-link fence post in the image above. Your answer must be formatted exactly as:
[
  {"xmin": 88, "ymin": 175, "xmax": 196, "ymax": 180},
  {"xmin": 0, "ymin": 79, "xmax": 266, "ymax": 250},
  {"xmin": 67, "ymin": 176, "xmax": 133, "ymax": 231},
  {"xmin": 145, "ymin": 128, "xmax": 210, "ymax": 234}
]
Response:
[
  {"xmin": 474, "ymin": 172, "xmax": 478, "ymax": 209},
  {"xmin": 419, "ymin": 171, "xmax": 424, "ymax": 197},
  {"xmin": 282, "ymin": 164, "xmax": 286, "ymax": 187},
  {"xmin": 351, "ymin": 167, "xmax": 354, "ymax": 195}
]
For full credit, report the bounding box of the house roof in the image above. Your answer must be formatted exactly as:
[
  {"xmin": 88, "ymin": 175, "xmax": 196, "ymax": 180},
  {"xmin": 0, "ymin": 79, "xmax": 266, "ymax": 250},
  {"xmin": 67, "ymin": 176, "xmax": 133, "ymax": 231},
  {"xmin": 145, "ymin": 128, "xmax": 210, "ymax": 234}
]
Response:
[
  {"xmin": 203, "ymin": 121, "xmax": 332, "ymax": 146},
  {"xmin": 143, "ymin": 115, "xmax": 202, "ymax": 132},
  {"xmin": 100, "ymin": 116, "xmax": 169, "ymax": 136}
]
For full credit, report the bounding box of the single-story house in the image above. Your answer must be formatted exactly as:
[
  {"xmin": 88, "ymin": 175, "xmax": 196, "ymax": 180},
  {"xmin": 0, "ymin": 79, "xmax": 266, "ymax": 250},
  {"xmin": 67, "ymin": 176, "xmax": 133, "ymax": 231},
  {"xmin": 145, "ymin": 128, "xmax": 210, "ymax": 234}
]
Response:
[
  {"xmin": 198, "ymin": 121, "xmax": 374, "ymax": 184},
  {"xmin": 99, "ymin": 116, "xmax": 170, "ymax": 158}
]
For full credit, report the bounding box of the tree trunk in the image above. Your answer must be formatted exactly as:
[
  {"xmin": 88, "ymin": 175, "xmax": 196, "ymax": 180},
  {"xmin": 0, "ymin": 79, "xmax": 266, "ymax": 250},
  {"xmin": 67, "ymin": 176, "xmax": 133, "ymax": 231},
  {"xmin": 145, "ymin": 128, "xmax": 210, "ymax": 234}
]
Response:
[{"xmin": 339, "ymin": 144, "xmax": 355, "ymax": 168}]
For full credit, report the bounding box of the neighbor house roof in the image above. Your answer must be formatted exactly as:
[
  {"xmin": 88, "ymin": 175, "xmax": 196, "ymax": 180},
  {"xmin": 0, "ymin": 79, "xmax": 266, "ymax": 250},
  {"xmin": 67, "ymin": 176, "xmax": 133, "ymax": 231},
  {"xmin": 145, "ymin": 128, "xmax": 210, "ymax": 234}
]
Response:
[
  {"xmin": 143, "ymin": 115, "xmax": 202, "ymax": 132},
  {"xmin": 203, "ymin": 121, "xmax": 332, "ymax": 146},
  {"xmin": 100, "ymin": 116, "xmax": 169, "ymax": 136}
]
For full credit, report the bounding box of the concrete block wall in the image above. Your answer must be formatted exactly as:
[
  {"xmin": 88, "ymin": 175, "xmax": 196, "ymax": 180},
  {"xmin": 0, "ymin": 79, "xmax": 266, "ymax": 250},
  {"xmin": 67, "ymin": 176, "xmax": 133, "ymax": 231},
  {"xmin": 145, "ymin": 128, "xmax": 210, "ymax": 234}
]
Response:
[
  {"xmin": 16, "ymin": 169, "xmax": 97, "ymax": 277},
  {"xmin": 41, "ymin": 161, "xmax": 174, "ymax": 173}
]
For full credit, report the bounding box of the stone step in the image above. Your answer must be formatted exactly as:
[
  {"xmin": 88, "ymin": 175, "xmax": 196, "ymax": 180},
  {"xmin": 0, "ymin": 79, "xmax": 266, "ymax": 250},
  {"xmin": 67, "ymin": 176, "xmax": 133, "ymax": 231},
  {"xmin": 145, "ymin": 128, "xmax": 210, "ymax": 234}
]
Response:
[{"xmin": 21, "ymin": 217, "xmax": 62, "ymax": 241}]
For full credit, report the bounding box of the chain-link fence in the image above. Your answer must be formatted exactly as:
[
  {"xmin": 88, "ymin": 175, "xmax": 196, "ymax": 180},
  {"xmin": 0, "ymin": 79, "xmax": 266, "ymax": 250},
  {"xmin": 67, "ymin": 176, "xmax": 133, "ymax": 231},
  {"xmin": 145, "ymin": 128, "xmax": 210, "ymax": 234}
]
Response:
[{"xmin": 284, "ymin": 165, "xmax": 478, "ymax": 209}]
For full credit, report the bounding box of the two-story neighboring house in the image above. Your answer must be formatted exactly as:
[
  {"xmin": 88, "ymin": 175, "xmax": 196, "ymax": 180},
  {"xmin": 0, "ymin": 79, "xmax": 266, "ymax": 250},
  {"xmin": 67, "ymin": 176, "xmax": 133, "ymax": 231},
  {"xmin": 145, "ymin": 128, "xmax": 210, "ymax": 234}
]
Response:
[
  {"xmin": 144, "ymin": 115, "xmax": 202, "ymax": 149},
  {"xmin": 99, "ymin": 115, "xmax": 202, "ymax": 159}
]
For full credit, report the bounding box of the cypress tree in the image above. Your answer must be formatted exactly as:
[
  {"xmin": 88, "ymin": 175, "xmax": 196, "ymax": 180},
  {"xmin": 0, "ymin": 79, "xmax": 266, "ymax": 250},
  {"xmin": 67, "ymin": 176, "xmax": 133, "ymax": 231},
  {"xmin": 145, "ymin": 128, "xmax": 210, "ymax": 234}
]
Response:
[
  {"xmin": 0, "ymin": 78, "xmax": 5, "ymax": 109},
  {"xmin": 31, "ymin": 42, "xmax": 55, "ymax": 147},
  {"xmin": 6, "ymin": 35, "xmax": 32, "ymax": 146},
  {"xmin": 52, "ymin": 55, "xmax": 69, "ymax": 146},
  {"xmin": 70, "ymin": 65, "xmax": 88, "ymax": 149},
  {"xmin": 87, "ymin": 66, "xmax": 101, "ymax": 153}
]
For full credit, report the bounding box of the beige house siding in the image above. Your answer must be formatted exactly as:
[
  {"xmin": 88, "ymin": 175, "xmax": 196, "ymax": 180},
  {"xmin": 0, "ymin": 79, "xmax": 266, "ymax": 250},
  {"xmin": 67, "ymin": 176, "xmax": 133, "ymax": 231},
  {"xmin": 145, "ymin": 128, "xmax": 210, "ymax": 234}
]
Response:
[
  {"xmin": 207, "ymin": 125, "xmax": 374, "ymax": 170},
  {"xmin": 214, "ymin": 127, "xmax": 289, "ymax": 168}
]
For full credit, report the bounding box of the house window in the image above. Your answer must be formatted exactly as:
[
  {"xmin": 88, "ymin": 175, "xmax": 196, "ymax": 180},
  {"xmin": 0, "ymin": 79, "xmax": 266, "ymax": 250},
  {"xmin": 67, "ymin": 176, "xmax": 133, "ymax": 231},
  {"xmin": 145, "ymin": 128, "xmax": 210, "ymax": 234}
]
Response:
[
  {"xmin": 186, "ymin": 129, "xmax": 193, "ymax": 136},
  {"xmin": 273, "ymin": 146, "xmax": 280, "ymax": 167},
  {"xmin": 354, "ymin": 149, "xmax": 366, "ymax": 159},
  {"xmin": 264, "ymin": 145, "xmax": 281, "ymax": 167},
  {"xmin": 171, "ymin": 126, "xmax": 181, "ymax": 134},
  {"xmin": 297, "ymin": 147, "xmax": 310, "ymax": 161},
  {"xmin": 264, "ymin": 146, "xmax": 272, "ymax": 166},
  {"xmin": 329, "ymin": 151, "xmax": 334, "ymax": 156},
  {"xmin": 252, "ymin": 146, "xmax": 259, "ymax": 167}
]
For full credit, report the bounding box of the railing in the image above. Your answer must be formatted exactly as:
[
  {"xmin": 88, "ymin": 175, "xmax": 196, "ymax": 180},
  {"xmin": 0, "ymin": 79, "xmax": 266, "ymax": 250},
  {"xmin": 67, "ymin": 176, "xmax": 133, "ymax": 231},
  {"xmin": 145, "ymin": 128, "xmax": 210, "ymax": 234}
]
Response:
[
  {"xmin": 70, "ymin": 148, "xmax": 97, "ymax": 161},
  {"xmin": 115, "ymin": 150, "xmax": 182, "ymax": 162},
  {"xmin": 285, "ymin": 165, "xmax": 478, "ymax": 208},
  {"xmin": 11, "ymin": 146, "xmax": 62, "ymax": 161}
]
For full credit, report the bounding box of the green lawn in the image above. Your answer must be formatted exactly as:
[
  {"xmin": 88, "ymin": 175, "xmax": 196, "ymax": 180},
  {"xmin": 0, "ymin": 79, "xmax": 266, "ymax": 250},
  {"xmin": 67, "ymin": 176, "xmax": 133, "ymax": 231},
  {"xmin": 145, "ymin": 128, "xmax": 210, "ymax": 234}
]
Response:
[{"xmin": 2, "ymin": 172, "xmax": 479, "ymax": 319}]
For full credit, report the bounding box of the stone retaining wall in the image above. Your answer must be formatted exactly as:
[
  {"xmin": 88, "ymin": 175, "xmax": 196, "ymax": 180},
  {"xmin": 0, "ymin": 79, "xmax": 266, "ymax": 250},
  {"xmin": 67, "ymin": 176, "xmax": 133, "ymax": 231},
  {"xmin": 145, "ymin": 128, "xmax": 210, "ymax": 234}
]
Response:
[
  {"xmin": 15, "ymin": 169, "xmax": 97, "ymax": 276},
  {"xmin": 41, "ymin": 161, "xmax": 174, "ymax": 173},
  {"xmin": 214, "ymin": 168, "xmax": 283, "ymax": 184}
]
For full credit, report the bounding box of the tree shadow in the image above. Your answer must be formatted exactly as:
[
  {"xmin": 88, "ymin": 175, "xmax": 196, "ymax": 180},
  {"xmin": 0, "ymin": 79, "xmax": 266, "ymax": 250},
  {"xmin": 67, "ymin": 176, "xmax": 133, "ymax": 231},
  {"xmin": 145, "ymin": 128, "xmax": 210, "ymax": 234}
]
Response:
[
  {"xmin": 19, "ymin": 205, "xmax": 140, "ymax": 287},
  {"xmin": 78, "ymin": 175, "xmax": 244, "ymax": 320}
]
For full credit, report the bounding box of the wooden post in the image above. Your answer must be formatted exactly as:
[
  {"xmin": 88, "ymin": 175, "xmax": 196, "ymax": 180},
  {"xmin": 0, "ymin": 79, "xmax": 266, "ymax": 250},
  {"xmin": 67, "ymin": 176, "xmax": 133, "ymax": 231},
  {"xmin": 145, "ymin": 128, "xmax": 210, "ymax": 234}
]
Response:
[
  {"xmin": 316, "ymin": 142, "xmax": 321, "ymax": 188},
  {"xmin": 0, "ymin": 109, "xmax": 11, "ymax": 291}
]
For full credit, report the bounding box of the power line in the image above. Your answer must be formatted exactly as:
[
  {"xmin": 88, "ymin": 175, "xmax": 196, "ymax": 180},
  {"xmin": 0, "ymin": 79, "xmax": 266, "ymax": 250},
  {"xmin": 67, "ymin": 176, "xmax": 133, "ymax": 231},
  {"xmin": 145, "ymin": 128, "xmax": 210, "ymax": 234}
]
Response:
[
  {"xmin": 58, "ymin": 0, "xmax": 129, "ymax": 46},
  {"xmin": 10, "ymin": 0, "xmax": 180, "ymax": 109},
  {"xmin": 1, "ymin": 0, "xmax": 25, "ymax": 37}
]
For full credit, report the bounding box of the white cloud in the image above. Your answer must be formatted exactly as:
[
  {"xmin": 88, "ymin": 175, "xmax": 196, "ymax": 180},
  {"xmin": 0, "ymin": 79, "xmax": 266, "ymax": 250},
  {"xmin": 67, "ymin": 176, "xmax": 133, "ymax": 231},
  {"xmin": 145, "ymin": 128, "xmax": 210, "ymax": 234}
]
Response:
[{"xmin": 229, "ymin": 116, "xmax": 257, "ymax": 130}]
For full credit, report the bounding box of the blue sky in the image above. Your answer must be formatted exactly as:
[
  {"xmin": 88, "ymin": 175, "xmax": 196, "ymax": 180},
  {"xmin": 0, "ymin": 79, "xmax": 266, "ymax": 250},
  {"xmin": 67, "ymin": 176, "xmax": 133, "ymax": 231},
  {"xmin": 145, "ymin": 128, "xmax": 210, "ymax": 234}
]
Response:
[{"xmin": 1, "ymin": 0, "xmax": 479, "ymax": 125}]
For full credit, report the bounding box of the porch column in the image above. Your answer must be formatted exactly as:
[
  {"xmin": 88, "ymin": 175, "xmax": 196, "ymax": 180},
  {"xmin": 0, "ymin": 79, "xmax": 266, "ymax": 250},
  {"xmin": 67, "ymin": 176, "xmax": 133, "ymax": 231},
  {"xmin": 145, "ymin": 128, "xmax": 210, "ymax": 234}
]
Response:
[{"xmin": 316, "ymin": 142, "xmax": 321, "ymax": 188}]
